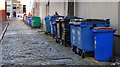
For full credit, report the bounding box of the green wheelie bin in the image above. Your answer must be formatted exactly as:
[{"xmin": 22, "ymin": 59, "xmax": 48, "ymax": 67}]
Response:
[{"xmin": 31, "ymin": 16, "xmax": 41, "ymax": 27}]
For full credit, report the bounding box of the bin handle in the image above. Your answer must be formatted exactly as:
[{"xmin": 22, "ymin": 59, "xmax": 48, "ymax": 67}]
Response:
[
  {"xmin": 105, "ymin": 19, "xmax": 110, "ymax": 27},
  {"xmin": 90, "ymin": 24, "xmax": 96, "ymax": 30},
  {"xmin": 80, "ymin": 25, "xmax": 87, "ymax": 27},
  {"xmin": 105, "ymin": 23, "xmax": 110, "ymax": 27}
]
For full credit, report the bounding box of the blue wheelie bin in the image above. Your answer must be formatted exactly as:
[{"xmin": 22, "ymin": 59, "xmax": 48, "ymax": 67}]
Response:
[
  {"xmin": 73, "ymin": 22, "xmax": 81, "ymax": 54},
  {"xmin": 69, "ymin": 19, "xmax": 110, "ymax": 58},
  {"xmin": 45, "ymin": 15, "xmax": 51, "ymax": 34},
  {"xmin": 92, "ymin": 27, "xmax": 116, "ymax": 61},
  {"xmin": 69, "ymin": 22, "xmax": 77, "ymax": 52},
  {"xmin": 28, "ymin": 16, "xmax": 31, "ymax": 25},
  {"xmin": 50, "ymin": 15, "xmax": 64, "ymax": 38}
]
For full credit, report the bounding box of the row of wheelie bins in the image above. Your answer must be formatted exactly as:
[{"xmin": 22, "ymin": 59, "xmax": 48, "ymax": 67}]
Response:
[
  {"xmin": 23, "ymin": 15, "xmax": 41, "ymax": 27},
  {"xmin": 55, "ymin": 16, "xmax": 82, "ymax": 47},
  {"xmin": 45, "ymin": 15, "xmax": 116, "ymax": 61}
]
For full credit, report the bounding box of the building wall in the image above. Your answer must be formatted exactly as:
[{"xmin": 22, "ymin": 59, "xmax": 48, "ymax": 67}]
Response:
[
  {"xmin": 75, "ymin": 2, "xmax": 120, "ymax": 57},
  {"xmin": 38, "ymin": 1, "xmax": 68, "ymax": 31},
  {"xmin": 49, "ymin": 2, "xmax": 65, "ymax": 16},
  {"xmin": 39, "ymin": 2, "xmax": 47, "ymax": 31},
  {"xmin": 75, "ymin": 2, "xmax": 119, "ymax": 35},
  {"xmin": 0, "ymin": 0, "xmax": 6, "ymax": 21}
]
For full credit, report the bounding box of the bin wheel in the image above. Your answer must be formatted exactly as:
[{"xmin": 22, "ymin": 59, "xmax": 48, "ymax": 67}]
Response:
[
  {"xmin": 65, "ymin": 44, "xmax": 68, "ymax": 47},
  {"xmin": 45, "ymin": 32, "xmax": 48, "ymax": 35},
  {"xmin": 72, "ymin": 46, "xmax": 75, "ymax": 52},
  {"xmin": 82, "ymin": 52, "xmax": 85, "ymax": 58},
  {"xmin": 109, "ymin": 56, "xmax": 116, "ymax": 62},
  {"xmin": 59, "ymin": 40, "xmax": 63, "ymax": 45},
  {"xmin": 56, "ymin": 38, "xmax": 59, "ymax": 43},
  {"xmin": 72, "ymin": 46, "xmax": 77, "ymax": 54},
  {"xmin": 52, "ymin": 36, "xmax": 55, "ymax": 39},
  {"xmin": 78, "ymin": 49, "xmax": 82, "ymax": 56},
  {"xmin": 74, "ymin": 49, "xmax": 78, "ymax": 54}
]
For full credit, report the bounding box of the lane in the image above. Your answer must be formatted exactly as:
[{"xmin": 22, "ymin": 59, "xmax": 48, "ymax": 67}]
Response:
[{"xmin": 1, "ymin": 18, "xmax": 111, "ymax": 65}]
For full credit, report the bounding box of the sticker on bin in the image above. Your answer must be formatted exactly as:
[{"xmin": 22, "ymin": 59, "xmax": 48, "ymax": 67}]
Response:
[
  {"xmin": 95, "ymin": 40, "xmax": 97, "ymax": 49},
  {"xmin": 72, "ymin": 29, "xmax": 75, "ymax": 34},
  {"xmin": 73, "ymin": 36, "xmax": 75, "ymax": 44},
  {"xmin": 77, "ymin": 31, "xmax": 80, "ymax": 35},
  {"xmin": 77, "ymin": 31, "xmax": 81, "ymax": 41}
]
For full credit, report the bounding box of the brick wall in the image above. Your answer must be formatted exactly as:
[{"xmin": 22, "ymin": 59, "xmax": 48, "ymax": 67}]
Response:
[{"xmin": 0, "ymin": 1, "xmax": 6, "ymax": 21}]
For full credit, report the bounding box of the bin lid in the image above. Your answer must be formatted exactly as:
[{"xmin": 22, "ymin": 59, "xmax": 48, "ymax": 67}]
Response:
[
  {"xmin": 73, "ymin": 22, "xmax": 80, "ymax": 26},
  {"xmin": 71, "ymin": 19, "xmax": 83, "ymax": 22},
  {"xmin": 45, "ymin": 15, "xmax": 51, "ymax": 18},
  {"xmin": 51, "ymin": 15, "xmax": 64, "ymax": 18},
  {"xmin": 81, "ymin": 19, "xmax": 109, "ymax": 23},
  {"xmin": 32, "ymin": 16, "xmax": 39, "ymax": 18},
  {"xmin": 56, "ymin": 19, "xmax": 64, "ymax": 22},
  {"xmin": 69, "ymin": 22, "xmax": 74, "ymax": 25},
  {"xmin": 93, "ymin": 27, "xmax": 116, "ymax": 31},
  {"xmin": 92, "ymin": 27, "xmax": 116, "ymax": 33},
  {"xmin": 64, "ymin": 16, "xmax": 83, "ymax": 20}
]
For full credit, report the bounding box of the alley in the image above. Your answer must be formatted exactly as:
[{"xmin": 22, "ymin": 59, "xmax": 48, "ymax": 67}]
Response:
[{"xmin": 1, "ymin": 18, "xmax": 113, "ymax": 66}]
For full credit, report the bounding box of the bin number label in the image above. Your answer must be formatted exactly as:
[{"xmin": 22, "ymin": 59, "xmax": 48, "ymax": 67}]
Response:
[
  {"xmin": 77, "ymin": 31, "xmax": 80, "ymax": 45},
  {"xmin": 95, "ymin": 40, "xmax": 96, "ymax": 49}
]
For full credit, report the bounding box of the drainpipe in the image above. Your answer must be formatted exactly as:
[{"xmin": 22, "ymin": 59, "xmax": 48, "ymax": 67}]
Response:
[
  {"xmin": 68, "ymin": 0, "xmax": 74, "ymax": 16},
  {"xmin": 5, "ymin": 0, "xmax": 7, "ymax": 20},
  {"xmin": 46, "ymin": 0, "xmax": 50, "ymax": 15},
  {"xmin": 11, "ymin": 0, "xmax": 13, "ymax": 19}
]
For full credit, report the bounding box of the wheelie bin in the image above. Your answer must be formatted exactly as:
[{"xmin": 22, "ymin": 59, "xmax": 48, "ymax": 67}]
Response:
[
  {"xmin": 31, "ymin": 16, "xmax": 41, "ymax": 27},
  {"xmin": 59, "ymin": 16, "xmax": 82, "ymax": 47},
  {"xmin": 92, "ymin": 27, "xmax": 116, "ymax": 61},
  {"xmin": 69, "ymin": 22, "xmax": 78, "ymax": 53},
  {"xmin": 26, "ymin": 16, "xmax": 28, "ymax": 23},
  {"xmin": 69, "ymin": 19, "xmax": 110, "ymax": 58},
  {"xmin": 50, "ymin": 15, "xmax": 64, "ymax": 38},
  {"xmin": 45, "ymin": 15, "xmax": 51, "ymax": 34},
  {"xmin": 72, "ymin": 22, "xmax": 82, "ymax": 54},
  {"xmin": 24, "ymin": 15, "xmax": 26, "ymax": 22},
  {"xmin": 23, "ymin": 14, "xmax": 26, "ymax": 21},
  {"xmin": 28, "ymin": 16, "xmax": 31, "ymax": 25},
  {"xmin": 54, "ymin": 17, "xmax": 64, "ymax": 43}
]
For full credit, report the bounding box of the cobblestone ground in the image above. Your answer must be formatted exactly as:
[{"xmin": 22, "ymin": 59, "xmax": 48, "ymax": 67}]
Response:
[{"xmin": 1, "ymin": 18, "xmax": 112, "ymax": 65}]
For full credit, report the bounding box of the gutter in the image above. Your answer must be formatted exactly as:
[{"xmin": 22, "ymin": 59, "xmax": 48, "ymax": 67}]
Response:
[{"xmin": 0, "ymin": 21, "xmax": 9, "ymax": 42}]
